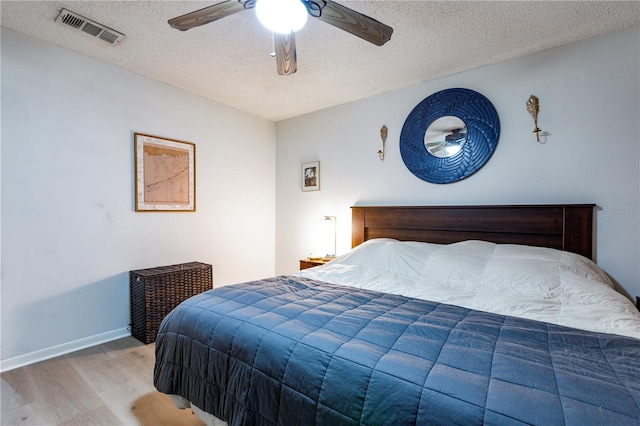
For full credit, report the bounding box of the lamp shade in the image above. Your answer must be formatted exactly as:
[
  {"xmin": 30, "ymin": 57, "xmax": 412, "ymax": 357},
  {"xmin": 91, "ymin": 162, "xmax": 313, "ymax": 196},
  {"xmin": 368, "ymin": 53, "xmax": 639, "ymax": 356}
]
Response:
[{"xmin": 256, "ymin": 0, "xmax": 308, "ymax": 34}]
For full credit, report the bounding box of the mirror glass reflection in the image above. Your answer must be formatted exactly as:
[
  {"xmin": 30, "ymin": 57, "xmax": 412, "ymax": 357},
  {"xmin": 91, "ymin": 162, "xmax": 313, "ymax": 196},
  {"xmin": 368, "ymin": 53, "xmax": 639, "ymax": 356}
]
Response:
[{"xmin": 424, "ymin": 116, "xmax": 467, "ymax": 158}]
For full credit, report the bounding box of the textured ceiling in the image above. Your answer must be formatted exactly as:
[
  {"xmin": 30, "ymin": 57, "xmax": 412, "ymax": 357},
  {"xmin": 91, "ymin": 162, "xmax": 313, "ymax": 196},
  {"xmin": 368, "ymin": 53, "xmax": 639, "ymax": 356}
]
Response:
[{"xmin": 2, "ymin": 1, "xmax": 639, "ymax": 121}]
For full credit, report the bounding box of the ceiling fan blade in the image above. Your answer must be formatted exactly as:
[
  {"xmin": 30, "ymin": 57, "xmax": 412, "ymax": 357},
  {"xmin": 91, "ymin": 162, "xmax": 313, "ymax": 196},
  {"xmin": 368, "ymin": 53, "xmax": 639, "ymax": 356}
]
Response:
[
  {"xmin": 168, "ymin": 0, "xmax": 248, "ymax": 31},
  {"xmin": 274, "ymin": 32, "xmax": 297, "ymax": 76},
  {"xmin": 315, "ymin": 0, "xmax": 393, "ymax": 46}
]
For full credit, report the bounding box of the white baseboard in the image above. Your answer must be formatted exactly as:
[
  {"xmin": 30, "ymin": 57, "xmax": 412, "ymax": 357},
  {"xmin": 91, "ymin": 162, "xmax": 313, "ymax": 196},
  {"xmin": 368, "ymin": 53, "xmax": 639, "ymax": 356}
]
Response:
[{"xmin": 0, "ymin": 327, "xmax": 132, "ymax": 373}]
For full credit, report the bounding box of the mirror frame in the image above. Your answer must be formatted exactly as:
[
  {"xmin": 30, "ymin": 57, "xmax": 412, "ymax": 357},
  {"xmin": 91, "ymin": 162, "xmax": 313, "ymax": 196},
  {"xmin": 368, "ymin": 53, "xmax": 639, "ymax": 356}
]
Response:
[{"xmin": 400, "ymin": 88, "xmax": 500, "ymax": 184}]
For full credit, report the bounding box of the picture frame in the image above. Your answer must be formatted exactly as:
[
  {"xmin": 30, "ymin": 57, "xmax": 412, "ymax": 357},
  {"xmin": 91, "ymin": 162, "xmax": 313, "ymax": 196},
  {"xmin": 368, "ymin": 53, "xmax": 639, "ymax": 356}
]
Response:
[
  {"xmin": 134, "ymin": 133, "xmax": 196, "ymax": 212},
  {"xmin": 302, "ymin": 161, "xmax": 320, "ymax": 192}
]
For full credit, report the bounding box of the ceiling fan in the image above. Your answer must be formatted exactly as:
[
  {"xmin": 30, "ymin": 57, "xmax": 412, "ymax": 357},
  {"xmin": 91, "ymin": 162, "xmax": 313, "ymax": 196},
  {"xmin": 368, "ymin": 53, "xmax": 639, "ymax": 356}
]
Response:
[{"xmin": 168, "ymin": 0, "xmax": 393, "ymax": 76}]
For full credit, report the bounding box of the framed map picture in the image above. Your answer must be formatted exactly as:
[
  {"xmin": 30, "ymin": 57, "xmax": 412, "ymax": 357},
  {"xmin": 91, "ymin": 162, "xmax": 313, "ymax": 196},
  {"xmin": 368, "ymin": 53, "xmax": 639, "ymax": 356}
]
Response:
[
  {"xmin": 134, "ymin": 133, "xmax": 195, "ymax": 212},
  {"xmin": 302, "ymin": 161, "xmax": 320, "ymax": 192}
]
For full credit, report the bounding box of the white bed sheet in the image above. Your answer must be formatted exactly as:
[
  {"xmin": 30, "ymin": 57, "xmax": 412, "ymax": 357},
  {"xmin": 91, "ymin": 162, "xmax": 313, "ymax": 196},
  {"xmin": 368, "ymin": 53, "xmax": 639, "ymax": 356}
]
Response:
[{"xmin": 298, "ymin": 239, "xmax": 640, "ymax": 339}]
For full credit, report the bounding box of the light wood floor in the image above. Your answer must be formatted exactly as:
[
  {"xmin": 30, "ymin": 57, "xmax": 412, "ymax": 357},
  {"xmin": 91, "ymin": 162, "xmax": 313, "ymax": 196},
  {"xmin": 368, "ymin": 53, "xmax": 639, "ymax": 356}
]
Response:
[{"xmin": 1, "ymin": 337, "xmax": 205, "ymax": 425}]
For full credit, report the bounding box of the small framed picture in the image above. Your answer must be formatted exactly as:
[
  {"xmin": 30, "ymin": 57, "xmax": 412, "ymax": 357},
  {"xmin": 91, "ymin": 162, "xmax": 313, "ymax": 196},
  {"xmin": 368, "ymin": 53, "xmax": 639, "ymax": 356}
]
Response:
[{"xmin": 302, "ymin": 161, "xmax": 320, "ymax": 192}]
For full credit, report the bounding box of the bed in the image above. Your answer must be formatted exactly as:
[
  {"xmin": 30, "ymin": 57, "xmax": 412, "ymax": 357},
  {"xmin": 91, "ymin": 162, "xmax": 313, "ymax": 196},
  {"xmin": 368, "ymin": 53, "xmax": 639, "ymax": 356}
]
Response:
[{"xmin": 154, "ymin": 204, "xmax": 640, "ymax": 425}]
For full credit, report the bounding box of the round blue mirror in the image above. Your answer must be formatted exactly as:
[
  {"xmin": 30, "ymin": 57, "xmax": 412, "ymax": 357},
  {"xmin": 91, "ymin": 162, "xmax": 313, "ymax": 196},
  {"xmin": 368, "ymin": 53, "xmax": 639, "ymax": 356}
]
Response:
[{"xmin": 400, "ymin": 88, "xmax": 500, "ymax": 184}]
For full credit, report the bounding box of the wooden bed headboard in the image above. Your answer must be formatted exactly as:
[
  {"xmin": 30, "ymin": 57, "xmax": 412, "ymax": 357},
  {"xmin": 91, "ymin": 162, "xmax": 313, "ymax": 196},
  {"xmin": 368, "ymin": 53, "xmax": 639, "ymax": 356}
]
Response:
[{"xmin": 351, "ymin": 204, "xmax": 596, "ymax": 260}]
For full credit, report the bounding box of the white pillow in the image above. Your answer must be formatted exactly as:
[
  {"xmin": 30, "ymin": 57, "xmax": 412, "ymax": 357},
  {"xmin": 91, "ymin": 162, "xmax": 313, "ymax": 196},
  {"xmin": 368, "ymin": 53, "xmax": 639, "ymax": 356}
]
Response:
[{"xmin": 333, "ymin": 238, "xmax": 440, "ymax": 280}]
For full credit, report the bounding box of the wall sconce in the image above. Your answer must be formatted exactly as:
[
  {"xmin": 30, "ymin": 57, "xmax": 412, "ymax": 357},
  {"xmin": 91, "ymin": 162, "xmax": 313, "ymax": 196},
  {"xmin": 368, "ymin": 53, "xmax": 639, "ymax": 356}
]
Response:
[
  {"xmin": 378, "ymin": 125, "xmax": 387, "ymax": 161},
  {"xmin": 323, "ymin": 215, "xmax": 337, "ymax": 259},
  {"xmin": 526, "ymin": 95, "xmax": 545, "ymax": 143}
]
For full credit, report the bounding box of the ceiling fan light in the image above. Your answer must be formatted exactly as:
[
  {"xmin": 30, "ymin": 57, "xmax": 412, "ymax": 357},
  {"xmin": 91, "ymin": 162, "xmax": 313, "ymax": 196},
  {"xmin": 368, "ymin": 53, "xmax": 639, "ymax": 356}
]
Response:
[{"xmin": 256, "ymin": 0, "xmax": 308, "ymax": 34}]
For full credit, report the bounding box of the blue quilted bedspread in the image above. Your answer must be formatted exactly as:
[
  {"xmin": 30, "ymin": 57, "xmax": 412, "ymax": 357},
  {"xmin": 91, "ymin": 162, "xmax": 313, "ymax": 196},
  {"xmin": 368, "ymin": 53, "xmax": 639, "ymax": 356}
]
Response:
[{"xmin": 154, "ymin": 276, "xmax": 640, "ymax": 425}]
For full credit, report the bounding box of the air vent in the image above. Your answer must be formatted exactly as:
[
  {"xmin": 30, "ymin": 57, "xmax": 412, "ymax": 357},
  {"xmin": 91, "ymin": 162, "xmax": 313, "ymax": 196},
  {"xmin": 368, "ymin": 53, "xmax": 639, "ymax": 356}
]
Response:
[{"xmin": 55, "ymin": 9, "xmax": 126, "ymax": 45}]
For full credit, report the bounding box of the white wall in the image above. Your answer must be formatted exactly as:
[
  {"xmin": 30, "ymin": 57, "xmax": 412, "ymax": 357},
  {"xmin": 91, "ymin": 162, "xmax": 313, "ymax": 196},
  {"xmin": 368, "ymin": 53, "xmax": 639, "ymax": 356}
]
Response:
[
  {"xmin": 1, "ymin": 29, "xmax": 276, "ymax": 368},
  {"xmin": 275, "ymin": 25, "xmax": 640, "ymax": 300}
]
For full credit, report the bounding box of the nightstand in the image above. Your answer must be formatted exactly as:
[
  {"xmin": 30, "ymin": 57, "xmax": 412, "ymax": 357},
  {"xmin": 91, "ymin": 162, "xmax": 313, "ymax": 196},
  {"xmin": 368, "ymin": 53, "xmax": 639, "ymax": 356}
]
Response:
[{"xmin": 299, "ymin": 258, "xmax": 332, "ymax": 270}]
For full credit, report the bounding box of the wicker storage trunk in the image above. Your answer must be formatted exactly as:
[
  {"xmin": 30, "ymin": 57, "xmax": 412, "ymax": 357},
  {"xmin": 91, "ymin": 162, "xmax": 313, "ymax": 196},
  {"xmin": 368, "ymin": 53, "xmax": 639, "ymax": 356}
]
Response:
[{"xmin": 130, "ymin": 262, "xmax": 213, "ymax": 344}]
